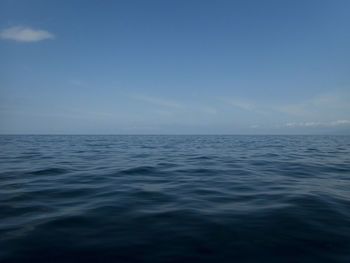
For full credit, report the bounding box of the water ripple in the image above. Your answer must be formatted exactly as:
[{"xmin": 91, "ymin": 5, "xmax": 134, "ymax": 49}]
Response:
[{"xmin": 0, "ymin": 135, "xmax": 349, "ymax": 262}]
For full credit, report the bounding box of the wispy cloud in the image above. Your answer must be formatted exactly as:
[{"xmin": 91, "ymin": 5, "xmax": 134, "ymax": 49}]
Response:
[
  {"xmin": 276, "ymin": 91, "xmax": 349, "ymax": 117},
  {"xmin": 310, "ymin": 92, "xmax": 342, "ymax": 106},
  {"xmin": 200, "ymin": 106, "xmax": 217, "ymax": 114},
  {"xmin": 0, "ymin": 26, "xmax": 54, "ymax": 42},
  {"xmin": 222, "ymin": 97, "xmax": 271, "ymax": 116},
  {"xmin": 226, "ymin": 99, "xmax": 255, "ymax": 111},
  {"xmin": 284, "ymin": 120, "xmax": 350, "ymax": 127},
  {"xmin": 131, "ymin": 94, "xmax": 184, "ymax": 109},
  {"xmin": 277, "ymin": 104, "xmax": 313, "ymax": 117},
  {"xmin": 70, "ymin": 79, "xmax": 85, "ymax": 87}
]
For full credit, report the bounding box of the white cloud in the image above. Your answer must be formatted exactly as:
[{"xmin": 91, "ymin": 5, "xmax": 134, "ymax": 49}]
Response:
[
  {"xmin": 329, "ymin": 120, "xmax": 350, "ymax": 125},
  {"xmin": 284, "ymin": 120, "xmax": 350, "ymax": 127},
  {"xmin": 0, "ymin": 26, "xmax": 54, "ymax": 42}
]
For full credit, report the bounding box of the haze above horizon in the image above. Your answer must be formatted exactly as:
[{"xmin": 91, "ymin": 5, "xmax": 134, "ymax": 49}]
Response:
[{"xmin": 1, "ymin": 0, "xmax": 350, "ymax": 134}]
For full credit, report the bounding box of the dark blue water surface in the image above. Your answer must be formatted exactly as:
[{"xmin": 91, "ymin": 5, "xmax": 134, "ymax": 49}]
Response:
[{"xmin": 1, "ymin": 135, "xmax": 350, "ymax": 262}]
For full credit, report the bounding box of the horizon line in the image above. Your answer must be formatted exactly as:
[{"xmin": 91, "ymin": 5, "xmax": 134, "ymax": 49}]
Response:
[{"xmin": 1, "ymin": 133, "xmax": 349, "ymax": 136}]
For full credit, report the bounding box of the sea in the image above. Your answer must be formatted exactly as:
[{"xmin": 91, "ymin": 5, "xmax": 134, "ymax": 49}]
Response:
[{"xmin": 0, "ymin": 135, "xmax": 349, "ymax": 263}]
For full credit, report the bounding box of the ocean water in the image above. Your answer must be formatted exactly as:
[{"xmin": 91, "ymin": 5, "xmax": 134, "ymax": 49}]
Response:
[{"xmin": 0, "ymin": 135, "xmax": 349, "ymax": 263}]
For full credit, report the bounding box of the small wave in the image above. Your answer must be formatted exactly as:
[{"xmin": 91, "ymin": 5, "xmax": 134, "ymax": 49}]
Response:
[
  {"xmin": 27, "ymin": 168, "xmax": 68, "ymax": 176},
  {"xmin": 119, "ymin": 166, "xmax": 157, "ymax": 175},
  {"xmin": 1, "ymin": 135, "xmax": 350, "ymax": 263}
]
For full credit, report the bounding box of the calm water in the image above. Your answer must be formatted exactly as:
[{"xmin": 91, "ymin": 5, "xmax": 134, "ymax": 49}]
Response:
[{"xmin": 0, "ymin": 135, "xmax": 350, "ymax": 262}]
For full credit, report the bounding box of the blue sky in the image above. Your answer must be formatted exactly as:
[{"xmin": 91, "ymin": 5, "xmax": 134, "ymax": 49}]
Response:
[{"xmin": 1, "ymin": 0, "xmax": 350, "ymax": 134}]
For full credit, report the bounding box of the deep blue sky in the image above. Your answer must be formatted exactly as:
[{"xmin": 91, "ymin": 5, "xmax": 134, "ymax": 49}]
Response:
[{"xmin": 1, "ymin": 0, "xmax": 350, "ymax": 134}]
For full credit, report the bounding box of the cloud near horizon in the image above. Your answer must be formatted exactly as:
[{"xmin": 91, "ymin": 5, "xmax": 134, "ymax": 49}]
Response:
[
  {"xmin": 0, "ymin": 26, "xmax": 54, "ymax": 42},
  {"xmin": 284, "ymin": 120, "xmax": 350, "ymax": 128},
  {"xmin": 276, "ymin": 92, "xmax": 349, "ymax": 118}
]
